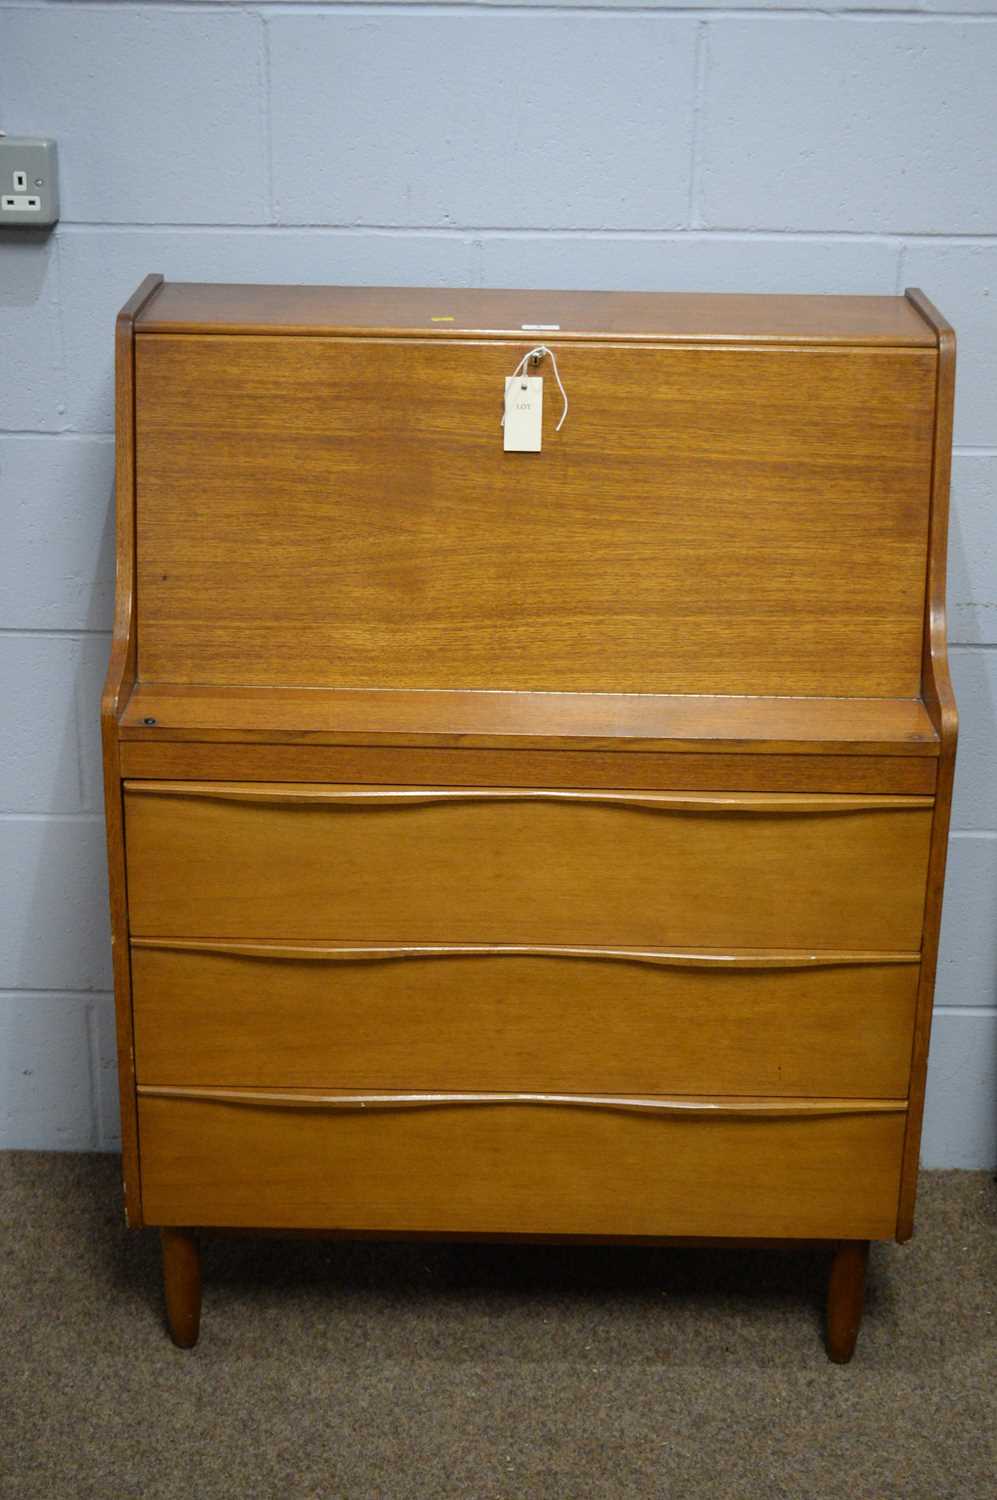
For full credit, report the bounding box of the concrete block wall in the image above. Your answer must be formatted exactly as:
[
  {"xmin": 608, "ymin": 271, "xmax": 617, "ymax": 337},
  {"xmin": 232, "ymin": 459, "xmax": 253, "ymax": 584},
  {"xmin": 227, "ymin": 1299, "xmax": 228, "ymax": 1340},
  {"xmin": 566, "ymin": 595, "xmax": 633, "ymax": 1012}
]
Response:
[{"xmin": 1, "ymin": 0, "xmax": 995, "ymax": 1164}]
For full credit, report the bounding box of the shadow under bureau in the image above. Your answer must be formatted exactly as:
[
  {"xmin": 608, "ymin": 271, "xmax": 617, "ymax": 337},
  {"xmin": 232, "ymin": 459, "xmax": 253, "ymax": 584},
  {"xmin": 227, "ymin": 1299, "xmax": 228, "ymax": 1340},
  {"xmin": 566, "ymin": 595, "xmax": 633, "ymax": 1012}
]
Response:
[{"xmin": 102, "ymin": 281, "xmax": 957, "ymax": 1361}]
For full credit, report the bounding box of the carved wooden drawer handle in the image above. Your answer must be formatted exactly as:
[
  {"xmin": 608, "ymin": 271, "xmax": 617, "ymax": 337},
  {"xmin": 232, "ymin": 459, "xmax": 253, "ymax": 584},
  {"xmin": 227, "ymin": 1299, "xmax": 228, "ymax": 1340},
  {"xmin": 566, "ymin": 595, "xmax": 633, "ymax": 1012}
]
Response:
[
  {"xmin": 131, "ymin": 937, "xmax": 921, "ymax": 969},
  {"xmin": 138, "ymin": 1085, "xmax": 907, "ymax": 1118},
  {"xmin": 125, "ymin": 781, "xmax": 932, "ymax": 815}
]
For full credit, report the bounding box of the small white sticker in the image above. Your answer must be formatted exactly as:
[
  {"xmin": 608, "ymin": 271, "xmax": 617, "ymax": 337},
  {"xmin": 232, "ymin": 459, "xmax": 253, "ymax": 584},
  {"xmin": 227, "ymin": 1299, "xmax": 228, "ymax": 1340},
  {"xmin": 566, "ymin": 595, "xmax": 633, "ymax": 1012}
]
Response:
[
  {"xmin": 521, "ymin": 324, "xmax": 560, "ymax": 331},
  {"xmin": 503, "ymin": 375, "xmax": 543, "ymax": 452}
]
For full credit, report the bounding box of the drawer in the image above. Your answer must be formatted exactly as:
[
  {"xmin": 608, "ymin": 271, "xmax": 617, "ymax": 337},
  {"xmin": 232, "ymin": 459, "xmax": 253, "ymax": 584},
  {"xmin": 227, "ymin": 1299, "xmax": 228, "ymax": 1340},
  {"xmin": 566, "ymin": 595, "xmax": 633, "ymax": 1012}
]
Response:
[
  {"xmin": 123, "ymin": 783, "xmax": 933, "ymax": 950},
  {"xmin": 131, "ymin": 940, "xmax": 919, "ymax": 1098},
  {"xmin": 138, "ymin": 1089, "xmax": 906, "ymax": 1239}
]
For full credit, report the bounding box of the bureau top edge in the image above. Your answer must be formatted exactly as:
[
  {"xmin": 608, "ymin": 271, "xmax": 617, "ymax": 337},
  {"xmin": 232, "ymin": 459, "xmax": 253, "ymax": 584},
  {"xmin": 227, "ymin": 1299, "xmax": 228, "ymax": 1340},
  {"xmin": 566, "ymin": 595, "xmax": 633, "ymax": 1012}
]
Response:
[{"xmin": 132, "ymin": 282, "xmax": 938, "ymax": 347}]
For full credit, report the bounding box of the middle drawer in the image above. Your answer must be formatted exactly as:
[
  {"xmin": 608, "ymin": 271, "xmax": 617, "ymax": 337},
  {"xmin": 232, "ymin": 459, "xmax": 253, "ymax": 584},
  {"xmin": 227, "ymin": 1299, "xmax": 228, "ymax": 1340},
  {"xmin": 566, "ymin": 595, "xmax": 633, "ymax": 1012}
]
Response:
[
  {"xmin": 123, "ymin": 782, "xmax": 933, "ymax": 950},
  {"xmin": 131, "ymin": 940, "xmax": 919, "ymax": 1097}
]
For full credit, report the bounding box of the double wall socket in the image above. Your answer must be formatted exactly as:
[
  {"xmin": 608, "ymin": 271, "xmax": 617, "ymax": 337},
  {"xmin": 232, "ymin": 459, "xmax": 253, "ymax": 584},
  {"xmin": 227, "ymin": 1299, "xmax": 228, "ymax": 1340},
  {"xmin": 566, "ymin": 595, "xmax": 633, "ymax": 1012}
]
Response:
[{"xmin": 0, "ymin": 137, "xmax": 59, "ymax": 227}]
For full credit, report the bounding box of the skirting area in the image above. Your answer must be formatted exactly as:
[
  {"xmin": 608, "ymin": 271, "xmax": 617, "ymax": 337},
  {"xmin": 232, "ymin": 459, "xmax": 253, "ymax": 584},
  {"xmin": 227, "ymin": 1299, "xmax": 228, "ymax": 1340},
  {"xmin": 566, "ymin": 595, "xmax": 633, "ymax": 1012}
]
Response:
[{"xmin": 1, "ymin": 1154, "xmax": 994, "ymax": 1500}]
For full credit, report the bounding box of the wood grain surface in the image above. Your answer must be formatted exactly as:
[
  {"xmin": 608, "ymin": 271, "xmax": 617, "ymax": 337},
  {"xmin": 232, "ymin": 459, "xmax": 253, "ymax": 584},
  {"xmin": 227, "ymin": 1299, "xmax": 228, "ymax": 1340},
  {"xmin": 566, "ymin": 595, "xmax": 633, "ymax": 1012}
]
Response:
[
  {"xmin": 101, "ymin": 272, "xmax": 163, "ymax": 1229},
  {"xmin": 118, "ymin": 683, "xmax": 940, "ymax": 756},
  {"xmin": 135, "ymin": 284, "xmax": 936, "ymax": 346},
  {"xmin": 122, "ymin": 782, "xmax": 933, "ymax": 950},
  {"xmin": 134, "ymin": 336, "xmax": 936, "ymax": 696},
  {"xmin": 138, "ymin": 1090, "xmax": 907, "ymax": 1239},
  {"xmin": 898, "ymin": 290, "xmax": 960, "ymax": 1238},
  {"xmin": 130, "ymin": 939, "xmax": 919, "ymax": 1098},
  {"xmin": 118, "ymin": 741, "xmax": 938, "ymax": 794}
]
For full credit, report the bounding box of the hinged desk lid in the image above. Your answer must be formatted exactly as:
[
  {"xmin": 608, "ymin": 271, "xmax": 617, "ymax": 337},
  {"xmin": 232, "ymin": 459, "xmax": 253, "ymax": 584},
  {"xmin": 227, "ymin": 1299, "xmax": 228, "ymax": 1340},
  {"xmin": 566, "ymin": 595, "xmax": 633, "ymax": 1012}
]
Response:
[{"xmin": 131, "ymin": 288, "xmax": 937, "ymax": 702}]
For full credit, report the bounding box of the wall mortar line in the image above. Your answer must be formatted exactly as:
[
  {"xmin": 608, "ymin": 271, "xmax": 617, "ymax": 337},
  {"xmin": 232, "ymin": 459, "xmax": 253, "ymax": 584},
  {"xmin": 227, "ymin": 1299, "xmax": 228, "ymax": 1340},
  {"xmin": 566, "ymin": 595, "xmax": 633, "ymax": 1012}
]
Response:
[{"xmin": 686, "ymin": 20, "xmax": 708, "ymax": 231}]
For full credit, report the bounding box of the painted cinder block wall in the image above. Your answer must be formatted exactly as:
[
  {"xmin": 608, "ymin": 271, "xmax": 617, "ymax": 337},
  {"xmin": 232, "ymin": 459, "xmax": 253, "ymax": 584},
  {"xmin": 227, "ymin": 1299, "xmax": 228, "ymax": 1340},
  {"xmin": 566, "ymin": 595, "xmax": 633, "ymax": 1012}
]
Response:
[{"xmin": 1, "ymin": 0, "xmax": 995, "ymax": 1164}]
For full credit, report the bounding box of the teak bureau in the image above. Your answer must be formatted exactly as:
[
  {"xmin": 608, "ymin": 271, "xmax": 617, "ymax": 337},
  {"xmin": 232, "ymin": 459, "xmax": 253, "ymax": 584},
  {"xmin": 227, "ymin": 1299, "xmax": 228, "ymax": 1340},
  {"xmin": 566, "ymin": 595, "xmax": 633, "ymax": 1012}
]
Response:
[{"xmin": 103, "ymin": 280, "xmax": 957, "ymax": 1361}]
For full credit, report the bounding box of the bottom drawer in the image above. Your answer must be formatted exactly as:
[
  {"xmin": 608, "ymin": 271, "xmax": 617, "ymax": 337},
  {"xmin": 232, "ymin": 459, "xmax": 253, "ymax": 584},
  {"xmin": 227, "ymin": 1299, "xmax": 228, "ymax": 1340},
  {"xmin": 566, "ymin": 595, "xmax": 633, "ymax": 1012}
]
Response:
[{"xmin": 138, "ymin": 1091, "xmax": 905, "ymax": 1240}]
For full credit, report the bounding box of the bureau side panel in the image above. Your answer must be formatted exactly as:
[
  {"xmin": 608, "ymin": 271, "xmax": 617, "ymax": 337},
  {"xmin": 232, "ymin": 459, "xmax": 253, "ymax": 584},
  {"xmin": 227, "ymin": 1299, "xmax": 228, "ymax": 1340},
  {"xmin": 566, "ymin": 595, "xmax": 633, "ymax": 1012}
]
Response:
[
  {"xmin": 899, "ymin": 292, "xmax": 959, "ymax": 1238},
  {"xmin": 134, "ymin": 336, "xmax": 936, "ymax": 698},
  {"xmin": 103, "ymin": 276, "xmax": 164, "ymax": 1227}
]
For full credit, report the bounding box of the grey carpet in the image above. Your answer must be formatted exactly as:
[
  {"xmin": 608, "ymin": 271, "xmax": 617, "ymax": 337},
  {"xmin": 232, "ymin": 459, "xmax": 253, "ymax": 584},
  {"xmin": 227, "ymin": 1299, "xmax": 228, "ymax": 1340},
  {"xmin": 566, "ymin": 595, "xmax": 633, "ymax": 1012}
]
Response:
[{"xmin": 1, "ymin": 1154, "xmax": 994, "ymax": 1500}]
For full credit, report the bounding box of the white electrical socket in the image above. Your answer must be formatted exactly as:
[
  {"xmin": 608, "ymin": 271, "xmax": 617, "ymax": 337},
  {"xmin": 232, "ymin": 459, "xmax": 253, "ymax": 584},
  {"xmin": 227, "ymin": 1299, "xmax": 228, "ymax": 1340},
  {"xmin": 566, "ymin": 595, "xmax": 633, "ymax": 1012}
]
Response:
[{"xmin": 0, "ymin": 137, "xmax": 59, "ymax": 228}]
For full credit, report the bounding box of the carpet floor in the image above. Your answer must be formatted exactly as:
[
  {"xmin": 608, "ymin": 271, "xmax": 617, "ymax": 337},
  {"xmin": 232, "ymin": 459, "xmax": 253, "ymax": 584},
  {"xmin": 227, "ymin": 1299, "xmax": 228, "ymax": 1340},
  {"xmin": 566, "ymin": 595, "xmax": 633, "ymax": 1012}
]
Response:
[{"xmin": 0, "ymin": 1154, "xmax": 994, "ymax": 1500}]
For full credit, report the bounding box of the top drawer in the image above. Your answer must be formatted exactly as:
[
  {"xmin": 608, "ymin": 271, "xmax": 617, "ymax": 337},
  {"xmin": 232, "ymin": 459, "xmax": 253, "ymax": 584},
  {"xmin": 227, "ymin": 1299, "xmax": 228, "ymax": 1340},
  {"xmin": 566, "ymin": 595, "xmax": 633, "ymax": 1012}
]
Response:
[{"xmin": 123, "ymin": 783, "xmax": 933, "ymax": 949}]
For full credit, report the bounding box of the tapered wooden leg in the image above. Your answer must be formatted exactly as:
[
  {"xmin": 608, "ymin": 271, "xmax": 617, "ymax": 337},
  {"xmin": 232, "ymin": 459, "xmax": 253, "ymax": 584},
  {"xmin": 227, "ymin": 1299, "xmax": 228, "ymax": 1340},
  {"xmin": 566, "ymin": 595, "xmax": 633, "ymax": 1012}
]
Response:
[
  {"xmin": 826, "ymin": 1240, "xmax": 869, "ymax": 1364},
  {"xmin": 161, "ymin": 1228, "xmax": 202, "ymax": 1348}
]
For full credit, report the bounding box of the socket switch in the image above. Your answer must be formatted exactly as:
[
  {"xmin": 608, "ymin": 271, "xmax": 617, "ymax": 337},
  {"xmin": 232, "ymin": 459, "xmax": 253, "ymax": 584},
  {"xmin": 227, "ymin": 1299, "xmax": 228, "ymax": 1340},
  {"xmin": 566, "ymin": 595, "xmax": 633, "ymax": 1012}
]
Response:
[{"xmin": 0, "ymin": 137, "xmax": 59, "ymax": 228}]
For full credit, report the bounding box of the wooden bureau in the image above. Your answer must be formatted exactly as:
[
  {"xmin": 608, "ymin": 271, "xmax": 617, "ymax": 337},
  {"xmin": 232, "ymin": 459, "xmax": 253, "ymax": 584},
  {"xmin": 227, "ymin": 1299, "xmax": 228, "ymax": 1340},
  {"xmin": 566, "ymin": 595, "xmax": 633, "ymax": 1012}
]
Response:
[{"xmin": 103, "ymin": 280, "xmax": 957, "ymax": 1360}]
